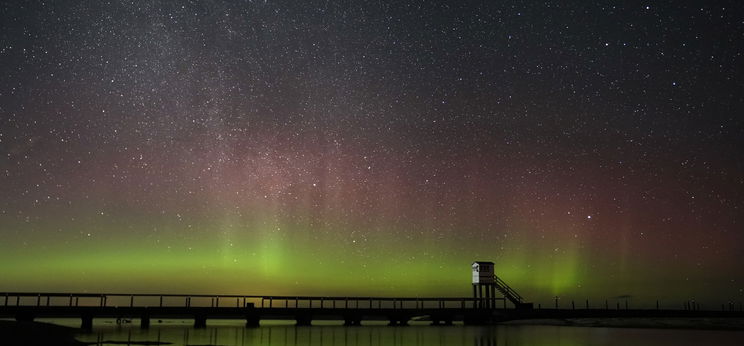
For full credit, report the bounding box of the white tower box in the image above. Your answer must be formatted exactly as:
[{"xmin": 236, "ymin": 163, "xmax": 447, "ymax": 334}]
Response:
[{"xmin": 472, "ymin": 261, "xmax": 495, "ymax": 284}]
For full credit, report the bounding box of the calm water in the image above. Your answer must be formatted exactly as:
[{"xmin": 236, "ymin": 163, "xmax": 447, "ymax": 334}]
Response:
[{"xmin": 44, "ymin": 319, "xmax": 744, "ymax": 346}]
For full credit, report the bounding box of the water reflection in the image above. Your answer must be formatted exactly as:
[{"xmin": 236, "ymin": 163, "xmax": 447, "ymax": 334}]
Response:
[{"xmin": 74, "ymin": 322, "xmax": 744, "ymax": 346}]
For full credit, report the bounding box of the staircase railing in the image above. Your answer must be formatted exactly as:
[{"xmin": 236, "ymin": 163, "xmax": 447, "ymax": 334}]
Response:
[{"xmin": 494, "ymin": 275, "xmax": 524, "ymax": 305}]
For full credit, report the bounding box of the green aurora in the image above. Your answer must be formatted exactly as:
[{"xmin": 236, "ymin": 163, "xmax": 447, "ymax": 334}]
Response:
[{"xmin": 1, "ymin": 0, "xmax": 743, "ymax": 309}]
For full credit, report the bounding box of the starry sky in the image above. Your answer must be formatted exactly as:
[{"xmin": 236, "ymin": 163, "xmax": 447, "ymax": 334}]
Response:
[{"xmin": 1, "ymin": 1, "xmax": 743, "ymax": 306}]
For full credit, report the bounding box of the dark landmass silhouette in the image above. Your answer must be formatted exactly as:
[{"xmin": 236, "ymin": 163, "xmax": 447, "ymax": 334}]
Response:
[
  {"xmin": 0, "ymin": 320, "xmax": 85, "ymax": 346},
  {"xmin": 0, "ymin": 320, "xmax": 179, "ymax": 345}
]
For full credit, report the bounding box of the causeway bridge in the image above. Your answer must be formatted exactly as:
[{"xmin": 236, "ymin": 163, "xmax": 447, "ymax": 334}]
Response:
[
  {"xmin": 3, "ymin": 263, "xmax": 742, "ymax": 329},
  {"xmin": 2, "ymin": 292, "xmax": 743, "ymax": 330},
  {"xmin": 0, "ymin": 292, "xmax": 501, "ymax": 328}
]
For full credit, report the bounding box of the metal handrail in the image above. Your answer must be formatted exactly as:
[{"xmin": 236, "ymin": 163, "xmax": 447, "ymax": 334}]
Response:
[{"xmin": 494, "ymin": 276, "xmax": 524, "ymax": 303}]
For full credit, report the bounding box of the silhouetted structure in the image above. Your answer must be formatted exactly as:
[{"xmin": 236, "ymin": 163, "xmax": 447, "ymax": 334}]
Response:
[{"xmin": 472, "ymin": 261, "xmax": 532, "ymax": 310}]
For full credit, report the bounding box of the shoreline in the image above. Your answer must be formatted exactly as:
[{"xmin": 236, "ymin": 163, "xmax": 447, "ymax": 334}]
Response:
[
  {"xmin": 0, "ymin": 320, "xmax": 86, "ymax": 346},
  {"xmin": 501, "ymin": 317, "xmax": 744, "ymax": 331}
]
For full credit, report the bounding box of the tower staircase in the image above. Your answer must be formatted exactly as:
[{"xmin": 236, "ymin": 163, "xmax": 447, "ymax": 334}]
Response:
[{"xmin": 494, "ymin": 275, "xmax": 532, "ymax": 309}]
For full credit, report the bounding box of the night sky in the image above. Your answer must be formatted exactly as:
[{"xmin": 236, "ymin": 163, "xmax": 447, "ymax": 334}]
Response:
[{"xmin": 1, "ymin": 1, "xmax": 743, "ymax": 306}]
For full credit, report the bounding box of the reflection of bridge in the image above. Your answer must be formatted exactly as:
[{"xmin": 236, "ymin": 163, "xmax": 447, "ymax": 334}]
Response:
[{"xmin": 2, "ymin": 292, "xmax": 743, "ymax": 330}]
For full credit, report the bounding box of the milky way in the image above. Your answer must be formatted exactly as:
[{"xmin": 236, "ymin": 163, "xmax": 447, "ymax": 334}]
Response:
[{"xmin": 1, "ymin": 1, "xmax": 743, "ymax": 306}]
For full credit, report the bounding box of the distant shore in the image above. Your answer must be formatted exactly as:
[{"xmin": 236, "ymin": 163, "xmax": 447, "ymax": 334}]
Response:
[{"xmin": 502, "ymin": 317, "xmax": 744, "ymax": 330}]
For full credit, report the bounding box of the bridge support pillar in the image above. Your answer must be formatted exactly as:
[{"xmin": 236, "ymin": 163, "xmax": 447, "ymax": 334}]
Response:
[
  {"xmin": 194, "ymin": 316, "xmax": 207, "ymax": 328},
  {"xmin": 480, "ymin": 285, "xmax": 484, "ymax": 308},
  {"xmin": 81, "ymin": 315, "xmax": 93, "ymax": 330},
  {"xmin": 344, "ymin": 317, "xmax": 361, "ymax": 326},
  {"xmin": 463, "ymin": 312, "xmax": 488, "ymax": 325},
  {"xmin": 140, "ymin": 315, "xmax": 150, "ymax": 329},
  {"xmin": 245, "ymin": 316, "xmax": 260, "ymax": 328},
  {"xmin": 295, "ymin": 316, "xmax": 311, "ymax": 326},
  {"xmin": 485, "ymin": 284, "xmax": 491, "ymax": 309},
  {"xmin": 431, "ymin": 317, "xmax": 453, "ymax": 326},
  {"xmin": 473, "ymin": 283, "xmax": 486, "ymax": 309}
]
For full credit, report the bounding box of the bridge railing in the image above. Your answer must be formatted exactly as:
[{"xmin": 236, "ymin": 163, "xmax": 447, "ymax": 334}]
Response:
[{"xmin": 0, "ymin": 292, "xmax": 493, "ymax": 310}]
